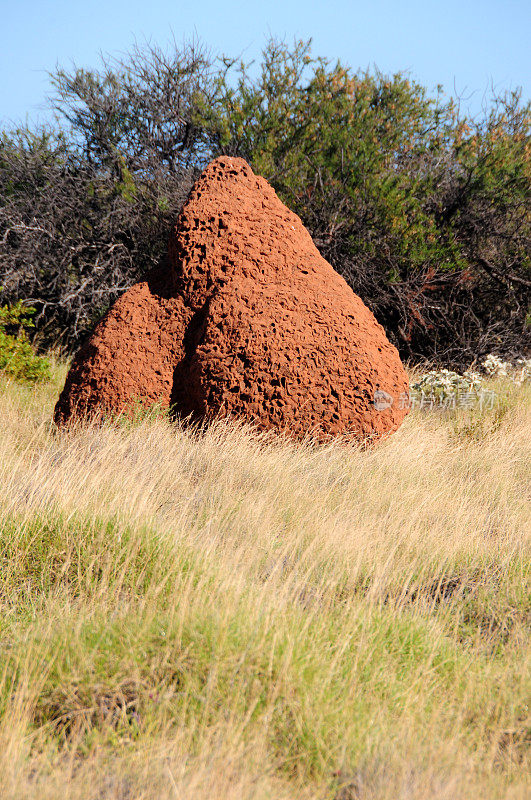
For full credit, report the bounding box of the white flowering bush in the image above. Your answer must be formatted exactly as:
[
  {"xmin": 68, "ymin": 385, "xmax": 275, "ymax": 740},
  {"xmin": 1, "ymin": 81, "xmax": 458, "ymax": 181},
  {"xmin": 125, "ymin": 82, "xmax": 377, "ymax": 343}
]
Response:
[
  {"xmin": 482, "ymin": 354, "xmax": 510, "ymax": 377},
  {"xmin": 409, "ymin": 354, "xmax": 530, "ymax": 411},
  {"xmin": 481, "ymin": 354, "xmax": 531, "ymax": 384},
  {"xmin": 411, "ymin": 369, "xmax": 484, "ymax": 408}
]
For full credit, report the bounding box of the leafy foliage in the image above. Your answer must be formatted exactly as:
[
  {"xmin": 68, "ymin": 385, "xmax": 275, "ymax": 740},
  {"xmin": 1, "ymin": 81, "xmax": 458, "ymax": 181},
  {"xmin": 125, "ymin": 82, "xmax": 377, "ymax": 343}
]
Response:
[
  {"xmin": 208, "ymin": 41, "xmax": 531, "ymax": 362},
  {"xmin": 0, "ymin": 296, "xmax": 50, "ymax": 382}
]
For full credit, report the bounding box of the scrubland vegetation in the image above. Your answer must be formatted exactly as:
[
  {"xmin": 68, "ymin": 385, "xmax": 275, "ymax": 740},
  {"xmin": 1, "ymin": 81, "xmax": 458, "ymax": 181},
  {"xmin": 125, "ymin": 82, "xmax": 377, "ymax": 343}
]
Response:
[
  {"xmin": 1, "ymin": 364, "xmax": 529, "ymax": 799},
  {"xmin": 1, "ymin": 37, "xmax": 529, "ymax": 361}
]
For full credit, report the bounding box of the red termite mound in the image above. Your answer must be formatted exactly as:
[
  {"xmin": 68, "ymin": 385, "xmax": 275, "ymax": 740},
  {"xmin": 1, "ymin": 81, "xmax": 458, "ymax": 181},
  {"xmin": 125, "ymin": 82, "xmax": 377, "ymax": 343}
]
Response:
[{"xmin": 54, "ymin": 157, "xmax": 409, "ymax": 441}]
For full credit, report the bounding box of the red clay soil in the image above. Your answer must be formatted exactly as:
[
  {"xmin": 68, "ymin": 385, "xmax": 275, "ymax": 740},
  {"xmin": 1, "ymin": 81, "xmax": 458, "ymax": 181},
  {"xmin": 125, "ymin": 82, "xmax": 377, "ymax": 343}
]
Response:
[{"xmin": 55, "ymin": 157, "xmax": 410, "ymax": 441}]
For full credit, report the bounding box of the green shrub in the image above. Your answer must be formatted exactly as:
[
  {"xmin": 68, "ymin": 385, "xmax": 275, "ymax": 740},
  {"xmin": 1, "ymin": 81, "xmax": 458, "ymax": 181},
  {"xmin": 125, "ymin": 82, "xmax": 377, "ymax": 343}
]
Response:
[{"xmin": 0, "ymin": 297, "xmax": 50, "ymax": 383}]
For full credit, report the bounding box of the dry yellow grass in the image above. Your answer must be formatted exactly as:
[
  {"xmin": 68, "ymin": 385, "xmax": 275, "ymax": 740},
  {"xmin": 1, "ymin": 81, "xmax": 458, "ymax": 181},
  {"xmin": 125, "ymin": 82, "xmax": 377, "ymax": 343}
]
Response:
[{"xmin": 0, "ymin": 365, "xmax": 529, "ymax": 799}]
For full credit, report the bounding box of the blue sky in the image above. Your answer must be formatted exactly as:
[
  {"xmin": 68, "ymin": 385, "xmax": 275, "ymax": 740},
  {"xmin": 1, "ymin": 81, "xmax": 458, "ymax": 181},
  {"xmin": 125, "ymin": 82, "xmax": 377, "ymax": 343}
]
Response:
[{"xmin": 1, "ymin": 0, "xmax": 529, "ymax": 127}]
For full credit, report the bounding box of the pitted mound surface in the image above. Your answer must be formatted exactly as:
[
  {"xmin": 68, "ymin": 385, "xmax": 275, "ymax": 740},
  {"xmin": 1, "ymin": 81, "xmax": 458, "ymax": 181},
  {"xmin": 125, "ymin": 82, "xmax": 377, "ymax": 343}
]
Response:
[{"xmin": 55, "ymin": 157, "xmax": 409, "ymax": 440}]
